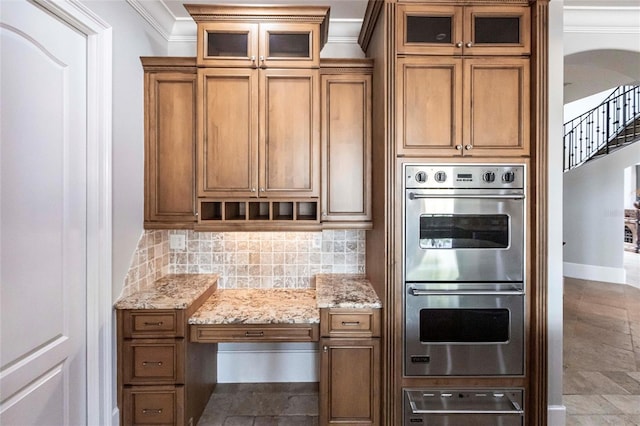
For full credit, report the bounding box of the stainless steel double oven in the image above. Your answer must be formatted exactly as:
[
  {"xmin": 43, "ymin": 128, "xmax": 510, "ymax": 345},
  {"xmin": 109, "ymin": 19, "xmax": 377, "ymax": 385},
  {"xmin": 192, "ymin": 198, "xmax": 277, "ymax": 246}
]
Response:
[{"xmin": 403, "ymin": 164, "xmax": 526, "ymax": 377}]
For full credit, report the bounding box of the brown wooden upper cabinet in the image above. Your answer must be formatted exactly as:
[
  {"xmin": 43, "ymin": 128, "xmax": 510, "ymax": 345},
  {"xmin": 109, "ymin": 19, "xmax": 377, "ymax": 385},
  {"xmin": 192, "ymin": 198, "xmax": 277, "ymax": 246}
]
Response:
[
  {"xmin": 197, "ymin": 67, "xmax": 320, "ymax": 198},
  {"xmin": 397, "ymin": 4, "xmax": 530, "ymax": 56},
  {"xmin": 186, "ymin": 4, "xmax": 329, "ymax": 68},
  {"xmin": 142, "ymin": 57, "xmax": 197, "ymax": 228},
  {"xmin": 320, "ymin": 60, "xmax": 372, "ymax": 227},
  {"xmin": 396, "ymin": 56, "xmax": 530, "ymax": 157}
]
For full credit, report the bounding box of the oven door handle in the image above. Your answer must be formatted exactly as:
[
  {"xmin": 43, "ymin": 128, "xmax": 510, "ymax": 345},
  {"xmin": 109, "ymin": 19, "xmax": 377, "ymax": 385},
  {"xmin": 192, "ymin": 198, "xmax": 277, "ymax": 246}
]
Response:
[
  {"xmin": 409, "ymin": 408, "xmax": 524, "ymax": 415},
  {"xmin": 408, "ymin": 192, "xmax": 524, "ymax": 200},
  {"xmin": 409, "ymin": 288, "xmax": 524, "ymax": 296}
]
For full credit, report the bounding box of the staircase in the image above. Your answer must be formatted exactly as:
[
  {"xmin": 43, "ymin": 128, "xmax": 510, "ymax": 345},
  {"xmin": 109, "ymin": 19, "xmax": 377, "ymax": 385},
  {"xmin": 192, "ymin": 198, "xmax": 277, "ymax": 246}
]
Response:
[{"xmin": 564, "ymin": 85, "xmax": 640, "ymax": 172}]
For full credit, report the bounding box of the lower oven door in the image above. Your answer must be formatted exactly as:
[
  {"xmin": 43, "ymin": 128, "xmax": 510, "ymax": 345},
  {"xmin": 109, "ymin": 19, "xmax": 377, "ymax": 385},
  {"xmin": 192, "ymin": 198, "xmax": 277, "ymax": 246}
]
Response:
[
  {"xmin": 405, "ymin": 284, "xmax": 524, "ymax": 376},
  {"xmin": 404, "ymin": 389, "xmax": 524, "ymax": 426}
]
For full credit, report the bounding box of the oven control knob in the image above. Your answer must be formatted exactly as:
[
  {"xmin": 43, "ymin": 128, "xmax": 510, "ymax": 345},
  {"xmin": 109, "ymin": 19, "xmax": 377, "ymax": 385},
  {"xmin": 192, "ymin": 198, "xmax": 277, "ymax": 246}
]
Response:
[
  {"xmin": 415, "ymin": 171, "xmax": 428, "ymax": 183},
  {"xmin": 434, "ymin": 171, "xmax": 447, "ymax": 183},
  {"xmin": 483, "ymin": 171, "xmax": 496, "ymax": 183},
  {"xmin": 502, "ymin": 171, "xmax": 516, "ymax": 183}
]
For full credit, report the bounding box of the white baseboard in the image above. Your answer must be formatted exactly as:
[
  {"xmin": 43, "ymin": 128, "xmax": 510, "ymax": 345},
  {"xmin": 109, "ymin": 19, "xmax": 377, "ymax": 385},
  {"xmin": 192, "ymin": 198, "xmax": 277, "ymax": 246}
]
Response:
[
  {"xmin": 563, "ymin": 261, "xmax": 626, "ymax": 284},
  {"xmin": 216, "ymin": 343, "xmax": 319, "ymax": 383},
  {"xmin": 548, "ymin": 405, "xmax": 567, "ymax": 426},
  {"xmin": 112, "ymin": 407, "xmax": 119, "ymax": 426}
]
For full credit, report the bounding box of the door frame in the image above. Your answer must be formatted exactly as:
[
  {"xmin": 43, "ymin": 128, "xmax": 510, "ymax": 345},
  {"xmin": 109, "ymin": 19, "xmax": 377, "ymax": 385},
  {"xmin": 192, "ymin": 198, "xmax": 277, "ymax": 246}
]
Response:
[{"xmin": 33, "ymin": 1, "xmax": 113, "ymax": 424}]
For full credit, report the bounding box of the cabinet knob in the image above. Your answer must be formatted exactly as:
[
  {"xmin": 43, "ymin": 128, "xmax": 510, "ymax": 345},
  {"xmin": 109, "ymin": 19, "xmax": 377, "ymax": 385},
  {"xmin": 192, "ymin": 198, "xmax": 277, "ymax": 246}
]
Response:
[
  {"xmin": 323, "ymin": 345, "xmax": 328, "ymax": 353},
  {"xmin": 259, "ymin": 55, "xmax": 266, "ymax": 68},
  {"xmin": 465, "ymin": 144, "xmax": 473, "ymax": 150},
  {"xmin": 456, "ymin": 42, "xmax": 463, "ymax": 48},
  {"xmin": 260, "ymin": 187, "xmax": 265, "ymax": 192},
  {"xmin": 455, "ymin": 145, "xmax": 463, "ymax": 151},
  {"xmin": 251, "ymin": 188, "xmax": 256, "ymax": 192},
  {"xmin": 466, "ymin": 42, "xmax": 473, "ymax": 48},
  {"xmin": 250, "ymin": 55, "xmax": 257, "ymax": 68}
]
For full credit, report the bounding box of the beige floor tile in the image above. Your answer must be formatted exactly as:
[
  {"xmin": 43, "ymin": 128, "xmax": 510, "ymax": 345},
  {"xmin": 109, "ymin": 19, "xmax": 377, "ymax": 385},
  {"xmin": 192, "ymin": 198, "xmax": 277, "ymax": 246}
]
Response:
[
  {"xmin": 564, "ymin": 371, "xmax": 631, "ymax": 395},
  {"xmin": 572, "ymin": 321, "xmax": 634, "ymax": 352},
  {"xmin": 601, "ymin": 372, "xmax": 640, "ymax": 394},
  {"xmin": 564, "ymin": 395, "xmax": 624, "ymax": 415},
  {"xmin": 566, "ymin": 414, "xmax": 640, "ymax": 426},
  {"xmin": 602, "ymin": 395, "xmax": 640, "ymax": 414},
  {"xmin": 578, "ymin": 299, "xmax": 629, "ymax": 322}
]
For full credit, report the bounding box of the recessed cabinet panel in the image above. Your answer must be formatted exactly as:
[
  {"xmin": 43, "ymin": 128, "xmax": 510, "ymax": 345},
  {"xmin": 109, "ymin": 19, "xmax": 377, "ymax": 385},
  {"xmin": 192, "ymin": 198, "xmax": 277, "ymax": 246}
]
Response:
[
  {"xmin": 463, "ymin": 58, "xmax": 530, "ymax": 156},
  {"xmin": 321, "ymin": 73, "xmax": 372, "ymax": 224},
  {"xmin": 198, "ymin": 68, "xmax": 258, "ymax": 197},
  {"xmin": 143, "ymin": 64, "xmax": 197, "ymax": 228},
  {"xmin": 396, "ymin": 57, "xmax": 463, "ymax": 156},
  {"xmin": 260, "ymin": 69, "xmax": 319, "ymax": 197}
]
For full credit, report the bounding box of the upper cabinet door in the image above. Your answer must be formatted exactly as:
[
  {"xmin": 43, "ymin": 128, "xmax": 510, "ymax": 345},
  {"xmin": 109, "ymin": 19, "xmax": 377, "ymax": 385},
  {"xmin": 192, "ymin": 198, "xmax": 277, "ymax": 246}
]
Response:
[
  {"xmin": 198, "ymin": 68, "xmax": 259, "ymax": 197},
  {"xmin": 463, "ymin": 6, "xmax": 530, "ymax": 56},
  {"xmin": 397, "ymin": 4, "xmax": 530, "ymax": 56},
  {"xmin": 260, "ymin": 23, "xmax": 320, "ymax": 68},
  {"xmin": 259, "ymin": 68, "xmax": 320, "ymax": 197},
  {"xmin": 397, "ymin": 5, "xmax": 462, "ymax": 56},
  {"xmin": 198, "ymin": 22, "xmax": 259, "ymax": 67}
]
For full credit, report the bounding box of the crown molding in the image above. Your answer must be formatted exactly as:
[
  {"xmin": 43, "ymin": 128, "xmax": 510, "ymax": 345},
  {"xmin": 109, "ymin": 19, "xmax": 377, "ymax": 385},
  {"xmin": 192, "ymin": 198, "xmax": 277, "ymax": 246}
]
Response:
[{"xmin": 564, "ymin": 3, "xmax": 640, "ymax": 34}]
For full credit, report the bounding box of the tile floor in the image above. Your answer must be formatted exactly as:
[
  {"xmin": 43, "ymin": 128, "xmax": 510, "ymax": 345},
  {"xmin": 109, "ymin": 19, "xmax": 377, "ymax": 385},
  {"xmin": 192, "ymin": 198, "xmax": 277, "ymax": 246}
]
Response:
[
  {"xmin": 564, "ymin": 251, "xmax": 640, "ymax": 425},
  {"xmin": 197, "ymin": 383, "xmax": 319, "ymax": 426}
]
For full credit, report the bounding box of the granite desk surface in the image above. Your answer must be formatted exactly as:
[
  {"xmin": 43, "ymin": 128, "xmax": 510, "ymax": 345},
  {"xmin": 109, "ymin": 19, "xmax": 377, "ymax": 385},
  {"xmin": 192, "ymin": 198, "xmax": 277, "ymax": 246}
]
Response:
[{"xmin": 114, "ymin": 273, "xmax": 381, "ymax": 325}]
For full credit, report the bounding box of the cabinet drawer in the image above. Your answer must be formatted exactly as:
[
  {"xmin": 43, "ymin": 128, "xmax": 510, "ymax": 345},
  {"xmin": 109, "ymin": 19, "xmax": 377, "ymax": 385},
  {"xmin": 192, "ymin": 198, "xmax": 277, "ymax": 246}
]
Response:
[
  {"xmin": 321, "ymin": 309, "xmax": 381, "ymax": 338},
  {"xmin": 123, "ymin": 340, "xmax": 184, "ymax": 384},
  {"xmin": 123, "ymin": 385, "xmax": 184, "ymax": 426},
  {"xmin": 190, "ymin": 323, "xmax": 320, "ymax": 342},
  {"xmin": 123, "ymin": 310, "xmax": 184, "ymax": 338}
]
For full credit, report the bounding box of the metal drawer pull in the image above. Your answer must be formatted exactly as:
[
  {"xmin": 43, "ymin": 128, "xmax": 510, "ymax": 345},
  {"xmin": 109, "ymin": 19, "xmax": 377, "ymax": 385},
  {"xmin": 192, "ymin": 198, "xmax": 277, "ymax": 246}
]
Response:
[
  {"xmin": 142, "ymin": 361, "xmax": 163, "ymax": 367},
  {"xmin": 142, "ymin": 409, "xmax": 163, "ymax": 415},
  {"xmin": 245, "ymin": 331, "xmax": 264, "ymax": 337},
  {"xmin": 341, "ymin": 321, "xmax": 361, "ymax": 326},
  {"xmin": 143, "ymin": 321, "xmax": 163, "ymax": 326}
]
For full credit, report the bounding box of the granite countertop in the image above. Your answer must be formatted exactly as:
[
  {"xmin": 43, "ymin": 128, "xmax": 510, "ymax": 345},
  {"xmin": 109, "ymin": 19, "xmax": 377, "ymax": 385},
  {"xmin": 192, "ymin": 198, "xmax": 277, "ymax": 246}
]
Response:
[
  {"xmin": 189, "ymin": 273, "xmax": 381, "ymax": 325},
  {"xmin": 114, "ymin": 274, "xmax": 219, "ymax": 310},
  {"xmin": 315, "ymin": 273, "xmax": 382, "ymax": 309},
  {"xmin": 189, "ymin": 289, "xmax": 319, "ymax": 324}
]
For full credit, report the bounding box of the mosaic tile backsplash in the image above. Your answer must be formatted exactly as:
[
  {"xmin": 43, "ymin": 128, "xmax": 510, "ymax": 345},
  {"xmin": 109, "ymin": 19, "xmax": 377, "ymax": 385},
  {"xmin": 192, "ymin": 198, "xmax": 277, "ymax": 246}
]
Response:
[{"xmin": 121, "ymin": 230, "xmax": 366, "ymax": 296}]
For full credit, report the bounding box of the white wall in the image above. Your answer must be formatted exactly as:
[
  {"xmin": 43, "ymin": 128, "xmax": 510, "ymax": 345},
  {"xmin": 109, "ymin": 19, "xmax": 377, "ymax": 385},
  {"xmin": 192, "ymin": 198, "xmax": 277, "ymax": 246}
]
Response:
[
  {"xmin": 563, "ymin": 142, "xmax": 640, "ymax": 283},
  {"xmin": 81, "ymin": 1, "xmax": 167, "ymax": 301},
  {"xmin": 548, "ymin": 1, "xmax": 567, "ymax": 424}
]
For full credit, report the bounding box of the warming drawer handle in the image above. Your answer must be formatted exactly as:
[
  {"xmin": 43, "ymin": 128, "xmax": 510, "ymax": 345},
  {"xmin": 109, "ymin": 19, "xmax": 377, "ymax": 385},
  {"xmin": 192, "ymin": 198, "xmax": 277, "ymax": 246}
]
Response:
[
  {"xmin": 245, "ymin": 331, "xmax": 265, "ymax": 337},
  {"xmin": 408, "ymin": 192, "xmax": 524, "ymax": 200},
  {"xmin": 410, "ymin": 409, "xmax": 524, "ymax": 415},
  {"xmin": 409, "ymin": 289, "xmax": 524, "ymax": 296}
]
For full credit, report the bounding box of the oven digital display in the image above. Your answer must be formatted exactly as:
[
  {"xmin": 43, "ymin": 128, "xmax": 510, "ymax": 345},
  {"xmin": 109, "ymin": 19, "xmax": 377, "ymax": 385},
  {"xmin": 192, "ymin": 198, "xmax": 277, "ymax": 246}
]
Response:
[{"xmin": 456, "ymin": 173, "xmax": 473, "ymax": 181}]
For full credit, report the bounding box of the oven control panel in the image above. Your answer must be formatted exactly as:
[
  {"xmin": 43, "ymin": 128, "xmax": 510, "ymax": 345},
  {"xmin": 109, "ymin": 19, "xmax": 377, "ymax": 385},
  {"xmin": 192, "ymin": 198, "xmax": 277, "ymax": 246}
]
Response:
[{"xmin": 405, "ymin": 164, "xmax": 525, "ymax": 189}]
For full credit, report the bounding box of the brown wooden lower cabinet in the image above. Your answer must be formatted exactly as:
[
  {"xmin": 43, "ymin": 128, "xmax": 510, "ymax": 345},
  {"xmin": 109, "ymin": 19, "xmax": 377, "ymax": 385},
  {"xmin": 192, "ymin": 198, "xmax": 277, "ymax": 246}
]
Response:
[
  {"xmin": 123, "ymin": 385, "xmax": 185, "ymax": 426},
  {"xmin": 320, "ymin": 338, "xmax": 381, "ymax": 425}
]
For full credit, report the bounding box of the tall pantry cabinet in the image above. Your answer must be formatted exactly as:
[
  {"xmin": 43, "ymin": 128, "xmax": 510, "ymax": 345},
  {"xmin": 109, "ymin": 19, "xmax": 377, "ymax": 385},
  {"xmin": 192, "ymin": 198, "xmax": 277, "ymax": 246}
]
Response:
[{"xmin": 358, "ymin": 0, "xmax": 549, "ymax": 425}]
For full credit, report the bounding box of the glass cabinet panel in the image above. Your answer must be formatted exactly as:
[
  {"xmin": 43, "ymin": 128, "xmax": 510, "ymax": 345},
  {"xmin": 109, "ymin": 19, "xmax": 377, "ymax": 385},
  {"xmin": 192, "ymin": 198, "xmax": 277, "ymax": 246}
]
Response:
[
  {"xmin": 405, "ymin": 16, "xmax": 452, "ymax": 44},
  {"xmin": 206, "ymin": 32, "xmax": 249, "ymax": 57},
  {"xmin": 267, "ymin": 33, "xmax": 311, "ymax": 58},
  {"xmin": 473, "ymin": 17, "xmax": 521, "ymax": 45}
]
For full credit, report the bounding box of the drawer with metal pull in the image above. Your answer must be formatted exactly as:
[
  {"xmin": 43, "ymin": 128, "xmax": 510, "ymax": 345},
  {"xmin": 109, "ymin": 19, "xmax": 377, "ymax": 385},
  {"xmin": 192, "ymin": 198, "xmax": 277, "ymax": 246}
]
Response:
[
  {"xmin": 122, "ymin": 339, "xmax": 184, "ymax": 384},
  {"xmin": 320, "ymin": 309, "xmax": 381, "ymax": 338},
  {"xmin": 123, "ymin": 310, "xmax": 185, "ymax": 338},
  {"xmin": 123, "ymin": 385, "xmax": 184, "ymax": 426}
]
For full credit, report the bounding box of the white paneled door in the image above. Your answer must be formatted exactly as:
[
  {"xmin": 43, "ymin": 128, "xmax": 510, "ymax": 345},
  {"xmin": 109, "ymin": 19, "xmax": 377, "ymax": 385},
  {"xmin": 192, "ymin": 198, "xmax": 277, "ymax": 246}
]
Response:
[{"xmin": 1, "ymin": 1, "xmax": 88, "ymax": 424}]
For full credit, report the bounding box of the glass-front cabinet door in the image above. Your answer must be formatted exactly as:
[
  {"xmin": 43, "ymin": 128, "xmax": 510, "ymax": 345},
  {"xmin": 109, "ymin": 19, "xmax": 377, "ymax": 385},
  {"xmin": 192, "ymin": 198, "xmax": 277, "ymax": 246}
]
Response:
[
  {"xmin": 463, "ymin": 6, "xmax": 530, "ymax": 55},
  {"xmin": 397, "ymin": 5, "xmax": 462, "ymax": 55},
  {"xmin": 197, "ymin": 22, "xmax": 319, "ymax": 68},
  {"xmin": 397, "ymin": 4, "xmax": 530, "ymax": 56}
]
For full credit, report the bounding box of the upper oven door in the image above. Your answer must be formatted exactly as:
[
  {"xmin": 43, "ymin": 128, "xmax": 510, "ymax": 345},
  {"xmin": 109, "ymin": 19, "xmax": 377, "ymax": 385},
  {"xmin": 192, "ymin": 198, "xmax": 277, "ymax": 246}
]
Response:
[{"xmin": 405, "ymin": 189, "xmax": 524, "ymax": 282}]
